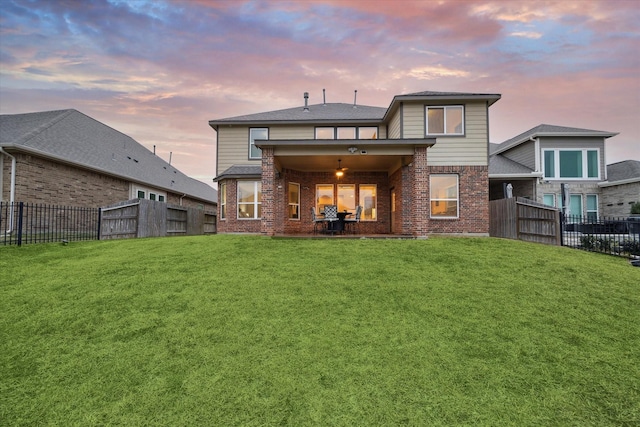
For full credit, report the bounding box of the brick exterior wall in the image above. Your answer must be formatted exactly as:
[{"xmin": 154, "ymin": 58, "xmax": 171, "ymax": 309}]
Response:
[
  {"xmin": 425, "ymin": 165, "xmax": 489, "ymax": 234},
  {"xmin": 601, "ymin": 181, "xmax": 640, "ymax": 217},
  {"xmin": 1, "ymin": 152, "xmax": 215, "ymax": 210},
  {"xmin": 217, "ymin": 162, "xmax": 490, "ymax": 236},
  {"xmin": 216, "ymin": 178, "xmax": 262, "ymax": 234}
]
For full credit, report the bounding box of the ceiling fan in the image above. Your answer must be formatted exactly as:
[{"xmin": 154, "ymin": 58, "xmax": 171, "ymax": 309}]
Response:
[{"xmin": 335, "ymin": 159, "xmax": 348, "ymax": 177}]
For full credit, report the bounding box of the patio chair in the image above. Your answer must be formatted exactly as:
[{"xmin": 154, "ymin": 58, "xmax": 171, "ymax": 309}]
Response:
[
  {"xmin": 323, "ymin": 205, "xmax": 339, "ymax": 235},
  {"xmin": 344, "ymin": 205, "xmax": 362, "ymax": 234},
  {"xmin": 310, "ymin": 206, "xmax": 326, "ymax": 234}
]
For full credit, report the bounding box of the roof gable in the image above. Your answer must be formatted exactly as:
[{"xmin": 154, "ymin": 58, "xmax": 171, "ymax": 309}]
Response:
[
  {"xmin": 1, "ymin": 109, "xmax": 216, "ymax": 203},
  {"xmin": 494, "ymin": 123, "xmax": 618, "ymax": 155}
]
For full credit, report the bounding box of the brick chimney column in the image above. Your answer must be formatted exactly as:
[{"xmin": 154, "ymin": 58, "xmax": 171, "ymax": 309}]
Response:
[
  {"xmin": 261, "ymin": 147, "xmax": 275, "ymax": 236},
  {"xmin": 412, "ymin": 146, "xmax": 429, "ymax": 237}
]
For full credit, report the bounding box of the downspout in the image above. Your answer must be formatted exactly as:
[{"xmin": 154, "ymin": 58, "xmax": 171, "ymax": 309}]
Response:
[
  {"xmin": 0, "ymin": 148, "xmax": 16, "ymax": 233},
  {"xmin": 180, "ymin": 193, "xmax": 186, "ymax": 206}
]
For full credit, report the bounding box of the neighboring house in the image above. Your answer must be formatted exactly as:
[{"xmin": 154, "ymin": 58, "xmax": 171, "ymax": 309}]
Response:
[
  {"xmin": 1, "ymin": 109, "xmax": 217, "ymax": 210},
  {"xmin": 209, "ymin": 90, "xmax": 501, "ymax": 236},
  {"xmin": 490, "ymin": 124, "xmax": 618, "ymax": 220},
  {"xmin": 599, "ymin": 160, "xmax": 640, "ymax": 217}
]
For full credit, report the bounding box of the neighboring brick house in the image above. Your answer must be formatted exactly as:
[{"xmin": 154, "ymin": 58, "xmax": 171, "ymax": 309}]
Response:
[
  {"xmin": 489, "ymin": 124, "xmax": 619, "ymax": 220},
  {"xmin": 209, "ymin": 90, "xmax": 501, "ymax": 237},
  {"xmin": 1, "ymin": 109, "xmax": 217, "ymax": 210},
  {"xmin": 599, "ymin": 160, "xmax": 640, "ymax": 217}
]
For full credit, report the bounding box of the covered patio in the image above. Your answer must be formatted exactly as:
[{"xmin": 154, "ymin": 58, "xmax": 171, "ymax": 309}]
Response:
[{"xmin": 255, "ymin": 138, "xmax": 436, "ymax": 237}]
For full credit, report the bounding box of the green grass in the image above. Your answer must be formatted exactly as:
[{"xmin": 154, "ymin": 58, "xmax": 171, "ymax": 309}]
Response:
[{"xmin": 1, "ymin": 235, "xmax": 639, "ymax": 426}]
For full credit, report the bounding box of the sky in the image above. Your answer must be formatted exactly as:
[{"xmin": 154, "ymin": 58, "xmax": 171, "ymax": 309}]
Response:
[{"xmin": 1, "ymin": 0, "xmax": 639, "ymax": 188}]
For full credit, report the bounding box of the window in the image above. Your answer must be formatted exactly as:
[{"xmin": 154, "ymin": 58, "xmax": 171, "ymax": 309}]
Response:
[
  {"xmin": 358, "ymin": 127, "xmax": 378, "ymax": 139},
  {"xmin": 426, "ymin": 106, "xmax": 464, "ymax": 135},
  {"xmin": 337, "ymin": 127, "xmax": 356, "ymax": 139},
  {"xmin": 316, "ymin": 184, "xmax": 334, "ymax": 212},
  {"xmin": 315, "ymin": 127, "xmax": 334, "ymax": 139},
  {"xmin": 137, "ymin": 190, "xmax": 145, "ymax": 198},
  {"xmin": 220, "ymin": 182, "xmax": 227, "ymax": 219},
  {"xmin": 158, "ymin": 195, "xmax": 165, "ymax": 202},
  {"xmin": 569, "ymin": 194, "xmax": 583, "ymax": 220},
  {"xmin": 430, "ymin": 175, "xmax": 459, "ymax": 218},
  {"xmin": 237, "ymin": 181, "xmax": 261, "ymax": 219},
  {"xmin": 288, "ymin": 183, "xmax": 300, "ymax": 220},
  {"xmin": 249, "ymin": 128, "xmax": 267, "ymax": 160},
  {"xmin": 149, "ymin": 193, "xmax": 156, "ymax": 201},
  {"xmin": 586, "ymin": 194, "xmax": 598, "ymax": 221},
  {"xmin": 337, "ymin": 184, "xmax": 356, "ymax": 212},
  {"xmin": 315, "ymin": 126, "xmax": 379, "ymax": 140},
  {"xmin": 543, "ymin": 194, "xmax": 556, "ymax": 207},
  {"xmin": 543, "ymin": 149, "xmax": 600, "ymax": 179},
  {"xmin": 359, "ymin": 185, "xmax": 377, "ymax": 220}
]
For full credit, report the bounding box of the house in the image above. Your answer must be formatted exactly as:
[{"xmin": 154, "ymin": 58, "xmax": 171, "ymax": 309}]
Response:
[
  {"xmin": 599, "ymin": 160, "xmax": 640, "ymax": 217},
  {"xmin": 0, "ymin": 109, "xmax": 217, "ymax": 210},
  {"xmin": 489, "ymin": 124, "xmax": 618, "ymax": 220},
  {"xmin": 209, "ymin": 90, "xmax": 501, "ymax": 236}
]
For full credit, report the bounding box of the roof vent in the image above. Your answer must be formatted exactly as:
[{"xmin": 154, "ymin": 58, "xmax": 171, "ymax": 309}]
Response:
[
  {"xmin": 303, "ymin": 92, "xmax": 310, "ymax": 112},
  {"xmin": 323, "ymin": 88, "xmax": 326, "ymax": 106},
  {"xmin": 353, "ymin": 90, "xmax": 357, "ymax": 108}
]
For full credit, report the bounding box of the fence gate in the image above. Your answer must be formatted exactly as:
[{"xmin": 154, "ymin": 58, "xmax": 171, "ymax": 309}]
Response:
[{"xmin": 490, "ymin": 197, "xmax": 560, "ymax": 245}]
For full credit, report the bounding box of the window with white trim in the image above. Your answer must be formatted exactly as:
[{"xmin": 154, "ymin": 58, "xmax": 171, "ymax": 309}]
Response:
[
  {"xmin": 316, "ymin": 184, "xmax": 334, "ymax": 212},
  {"xmin": 543, "ymin": 149, "xmax": 600, "ymax": 179},
  {"xmin": 430, "ymin": 174, "xmax": 459, "ymax": 218},
  {"xmin": 249, "ymin": 128, "xmax": 267, "ymax": 160},
  {"xmin": 586, "ymin": 194, "xmax": 598, "ymax": 221},
  {"xmin": 359, "ymin": 184, "xmax": 377, "ymax": 220},
  {"xmin": 426, "ymin": 106, "xmax": 464, "ymax": 136},
  {"xmin": 237, "ymin": 181, "xmax": 261, "ymax": 219},
  {"xmin": 288, "ymin": 182, "xmax": 300, "ymax": 220},
  {"xmin": 337, "ymin": 184, "xmax": 356, "ymax": 212},
  {"xmin": 220, "ymin": 182, "xmax": 227, "ymax": 220}
]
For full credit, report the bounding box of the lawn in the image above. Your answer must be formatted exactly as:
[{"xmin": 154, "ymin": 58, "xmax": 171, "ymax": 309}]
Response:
[{"xmin": 1, "ymin": 235, "xmax": 639, "ymax": 426}]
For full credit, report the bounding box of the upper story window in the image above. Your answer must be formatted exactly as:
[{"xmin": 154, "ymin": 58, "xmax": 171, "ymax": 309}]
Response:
[
  {"xmin": 315, "ymin": 126, "xmax": 379, "ymax": 140},
  {"xmin": 316, "ymin": 127, "xmax": 335, "ymax": 139},
  {"xmin": 426, "ymin": 106, "xmax": 464, "ymax": 136},
  {"xmin": 358, "ymin": 127, "xmax": 378, "ymax": 139},
  {"xmin": 249, "ymin": 128, "xmax": 268, "ymax": 160},
  {"xmin": 543, "ymin": 149, "xmax": 599, "ymax": 180}
]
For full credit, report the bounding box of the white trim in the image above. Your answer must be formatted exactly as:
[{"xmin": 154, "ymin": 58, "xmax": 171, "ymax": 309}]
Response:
[
  {"xmin": 598, "ymin": 177, "xmax": 640, "ymax": 187},
  {"xmin": 542, "ymin": 148, "xmax": 601, "ymax": 180}
]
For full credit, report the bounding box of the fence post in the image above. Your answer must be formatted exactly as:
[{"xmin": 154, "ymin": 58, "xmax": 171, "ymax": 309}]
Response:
[
  {"xmin": 559, "ymin": 212, "xmax": 564, "ymax": 247},
  {"xmin": 17, "ymin": 202, "xmax": 24, "ymax": 246},
  {"xmin": 97, "ymin": 207, "xmax": 102, "ymax": 240}
]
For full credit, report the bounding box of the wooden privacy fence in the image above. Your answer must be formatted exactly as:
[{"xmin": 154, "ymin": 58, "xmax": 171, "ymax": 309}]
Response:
[
  {"xmin": 490, "ymin": 197, "xmax": 560, "ymax": 245},
  {"xmin": 100, "ymin": 199, "xmax": 216, "ymax": 240}
]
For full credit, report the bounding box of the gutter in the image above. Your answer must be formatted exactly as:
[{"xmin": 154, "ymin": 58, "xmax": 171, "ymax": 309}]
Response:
[{"xmin": 0, "ymin": 147, "xmax": 16, "ymax": 234}]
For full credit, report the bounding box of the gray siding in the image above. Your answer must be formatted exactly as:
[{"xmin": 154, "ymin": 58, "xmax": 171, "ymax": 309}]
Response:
[
  {"xmin": 427, "ymin": 101, "xmax": 489, "ymax": 166},
  {"xmin": 502, "ymin": 140, "xmax": 536, "ymax": 170},
  {"xmin": 388, "ymin": 108, "xmax": 401, "ymax": 139}
]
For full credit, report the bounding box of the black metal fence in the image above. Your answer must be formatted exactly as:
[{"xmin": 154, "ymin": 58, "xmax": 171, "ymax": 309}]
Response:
[
  {"xmin": 561, "ymin": 214, "xmax": 640, "ymax": 258},
  {"xmin": 1, "ymin": 202, "xmax": 100, "ymax": 246}
]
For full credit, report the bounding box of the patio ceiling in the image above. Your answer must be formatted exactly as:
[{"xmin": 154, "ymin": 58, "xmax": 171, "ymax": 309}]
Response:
[{"xmin": 257, "ymin": 138, "xmax": 435, "ymax": 175}]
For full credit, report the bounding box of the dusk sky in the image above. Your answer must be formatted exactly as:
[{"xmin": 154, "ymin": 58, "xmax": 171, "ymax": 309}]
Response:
[{"xmin": 1, "ymin": 0, "xmax": 639, "ymax": 188}]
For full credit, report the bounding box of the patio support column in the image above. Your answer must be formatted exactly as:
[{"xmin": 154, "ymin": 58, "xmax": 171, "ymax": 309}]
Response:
[
  {"xmin": 412, "ymin": 146, "xmax": 429, "ymax": 237},
  {"xmin": 261, "ymin": 146, "xmax": 275, "ymax": 236}
]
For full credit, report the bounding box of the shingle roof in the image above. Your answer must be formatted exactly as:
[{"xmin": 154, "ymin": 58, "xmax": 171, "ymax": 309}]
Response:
[
  {"xmin": 606, "ymin": 160, "xmax": 640, "ymax": 182},
  {"xmin": 1, "ymin": 109, "xmax": 217, "ymax": 203},
  {"xmin": 488, "ymin": 154, "xmax": 537, "ymax": 176},
  {"xmin": 494, "ymin": 124, "xmax": 618, "ymax": 155},
  {"xmin": 213, "ymin": 165, "xmax": 262, "ymax": 181},
  {"xmin": 209, "ymin": 103, "xmax": 386, "ymax": 128}
]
